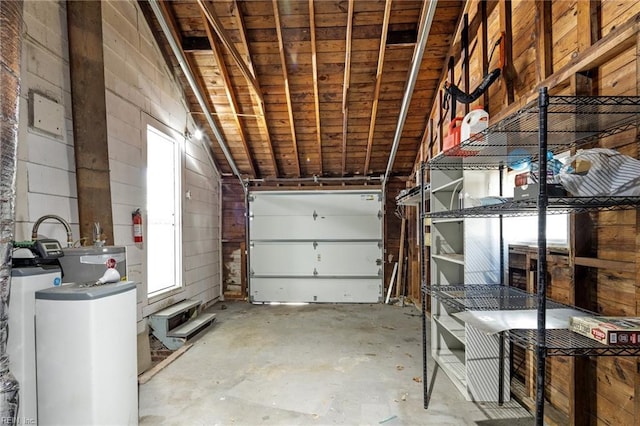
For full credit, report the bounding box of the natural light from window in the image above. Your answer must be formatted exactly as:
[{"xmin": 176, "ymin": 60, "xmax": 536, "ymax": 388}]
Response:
[{"xmin": 146, "ymin": 125, "xmax": 182, "ymax": 295}]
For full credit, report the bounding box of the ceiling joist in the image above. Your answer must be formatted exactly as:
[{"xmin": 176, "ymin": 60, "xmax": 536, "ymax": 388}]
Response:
[
  {"xmin": 364, "ymin": 0, "xmax": 393, "ymax": 176},
  {"xmin": 341, "ymin": 0, "xmax": 354, "ymax": 176},
  {"xmin": 197, "ymin": 0, "xmax": 264, "ymax": 106},
  {"xmin": 201, "ymin": 10, "xmax": 257, "ymax": 178},
  {"xmin": 309, "ymin": 0, "xmax": 323, "ymax": 176},
  {"xmin": 229, "ymin": 0, "xmax": 279, "ymax": 177},
  {"xmin": 272, "ymin": 0, "xmax": 301, "ymax": 177}
]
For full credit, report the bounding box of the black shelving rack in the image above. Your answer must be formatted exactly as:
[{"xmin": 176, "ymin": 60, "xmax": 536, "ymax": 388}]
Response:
[{"xmin": 420, "ymin": 87, "xmax": 640, "ymax": 425}]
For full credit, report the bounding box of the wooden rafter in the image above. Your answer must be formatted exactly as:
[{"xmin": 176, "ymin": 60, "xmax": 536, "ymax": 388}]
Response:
[
  {"xmin": 341, "ymin": 0, "xmax": 354, "ymax": 176},
  {"xmin": 197, "ymin": 0, "xmax": 264, "ymax": 106},
  {"xmin": 220, "ymin": 0, "xmax": 278, "ymax": 177},
  {"xmin": 158, "ymin": 1, "xmax": 238, "ymax": 174},
  {"xmin": 201, "ymin": 10, "xmax": 257, "ymax": 178},
  {"xmin": 272, "ymin": 0, "xmax": 301, "ymax": 177},
  {"xmin": 363, "ymin": 0, "xmax": 392, "ymax": 175},
  {"xmin": 309, "ymin": 0, "xmax": 322, "ymax": 176},
  {"xmin": 232, "ymin": 0, "xmax": 255, "ymax": 78}
]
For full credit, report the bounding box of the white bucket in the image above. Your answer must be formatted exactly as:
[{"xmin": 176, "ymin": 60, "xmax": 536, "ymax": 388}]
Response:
[{"xmin": 461, "ymin": 106, "xmax": 489, "ymax": 149}]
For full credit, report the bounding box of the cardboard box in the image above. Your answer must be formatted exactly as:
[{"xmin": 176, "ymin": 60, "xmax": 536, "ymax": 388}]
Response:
[{"xmin": 569, "ymin": 316, "xmax": 640, "ymax": 345}]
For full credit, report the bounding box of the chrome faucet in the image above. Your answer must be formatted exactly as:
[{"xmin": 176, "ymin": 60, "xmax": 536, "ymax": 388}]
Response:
[{"xmin": 31, "ymin": 214, "xmax": 73, "ymax": 247}]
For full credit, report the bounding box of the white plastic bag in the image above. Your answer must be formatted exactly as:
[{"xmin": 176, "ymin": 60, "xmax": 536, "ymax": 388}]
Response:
[{"xmin": 558, "ymin": 148, "xmax": 640, "ymax": 196}]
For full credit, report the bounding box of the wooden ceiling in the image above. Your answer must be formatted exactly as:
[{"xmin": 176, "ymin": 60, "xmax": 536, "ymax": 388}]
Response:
[{"xmin": 140, "ymin": 0, "xmax": 463, "ymax": 181}]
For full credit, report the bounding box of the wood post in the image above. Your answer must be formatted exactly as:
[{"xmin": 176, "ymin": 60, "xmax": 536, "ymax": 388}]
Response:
[{"xmin": 66, "ymin": 1, "xmax": 114, "ymax": 245}]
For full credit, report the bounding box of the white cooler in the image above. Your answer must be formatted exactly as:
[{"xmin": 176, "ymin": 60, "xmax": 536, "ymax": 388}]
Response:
[{"xmin": 35, "ymin": 281, "xmax": 138, "ymax": 425}]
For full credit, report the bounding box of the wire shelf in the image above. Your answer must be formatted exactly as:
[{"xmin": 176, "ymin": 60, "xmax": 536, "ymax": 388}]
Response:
[
  {"xmin": 424, "ymin": 196, "xmax": 640, "ymax": 218},
  {"xmin": 427, "ymin": 95, "xmax": 640, "ymax": 170},
  {"xmin": 508, "ymin": 329, "xmax": 640, "ymax": 357},
  {"xmin": 424, "ymin": 284, "xmax": 570, "ymax": 311}
]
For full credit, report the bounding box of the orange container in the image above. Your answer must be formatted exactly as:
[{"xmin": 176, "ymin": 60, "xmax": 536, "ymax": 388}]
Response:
[{"xmin": 443, "ymin": 117, "xmax": 463, "ymax": 151}]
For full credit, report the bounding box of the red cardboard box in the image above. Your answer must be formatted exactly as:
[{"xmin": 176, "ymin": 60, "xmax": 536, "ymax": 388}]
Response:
[{"xmin": 569, "ymin": 316, "xmax": 640, "ymax": 345}]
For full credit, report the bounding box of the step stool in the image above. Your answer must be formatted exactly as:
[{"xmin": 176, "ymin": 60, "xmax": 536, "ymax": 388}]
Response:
[{"xmin": 148, "ymin": 299, "xmax": 216, "ymax": 350}]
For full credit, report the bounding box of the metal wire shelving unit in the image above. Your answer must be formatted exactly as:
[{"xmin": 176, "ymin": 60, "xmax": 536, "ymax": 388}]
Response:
[{"xmin": 420, "ymin": 88, "xmax": 640, "ymax": 425}]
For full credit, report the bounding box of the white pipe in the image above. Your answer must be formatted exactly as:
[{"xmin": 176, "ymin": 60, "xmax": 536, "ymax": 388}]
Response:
[
  {"xmin": 383, "ymin": 0, "xmax": 438, "ymax": 186},
  {"xmin": 386, "ymin": 262, "xmax": 398, "ymax": 304},
  {"xmin": 148, "ymin": 0, "xmax": 245, "ymax": 191}
]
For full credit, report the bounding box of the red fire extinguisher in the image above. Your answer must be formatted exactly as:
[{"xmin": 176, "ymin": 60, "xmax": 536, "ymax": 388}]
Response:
[{"xmin": 132, "ymin": 209, "xmax": 143, "ymax": 244}]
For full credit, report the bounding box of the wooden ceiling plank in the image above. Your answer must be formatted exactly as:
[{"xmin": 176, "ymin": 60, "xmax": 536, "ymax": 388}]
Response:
[
  {"xmin": 363, "ymin": 0, "xmax": 393, "ymax": 175},
  {"xmin": 201, "ymin": 10, "xmax": 257, "ymax": 178},
  {"xmin": 273, "ymin": 0, "xmax": 302, "ymax": 177},
  {"xmin": 197, "ymin": 0, "xmax": 265, "ymax": 106},
  {"xmin": 341, "ymin": 0, "xmax": 354, "ymax": 176},
  {"xmin": 309, "ymin": 0, "xmax": 323, "ymax": 176}
]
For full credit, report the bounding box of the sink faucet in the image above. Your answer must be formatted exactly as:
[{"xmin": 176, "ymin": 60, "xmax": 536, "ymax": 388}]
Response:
[{"xmin": 31, "ymin": 214, "xmax": 74, "ymax": 247}]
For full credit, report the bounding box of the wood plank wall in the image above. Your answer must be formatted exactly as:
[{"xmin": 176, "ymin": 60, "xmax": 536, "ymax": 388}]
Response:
[
  {"xmin": 222, "ymin": 180, "xmax": 246, "ymax": 298},
  {"xmin": 415, "ymin": 0, "xmax": 640, "ymax": 424}
]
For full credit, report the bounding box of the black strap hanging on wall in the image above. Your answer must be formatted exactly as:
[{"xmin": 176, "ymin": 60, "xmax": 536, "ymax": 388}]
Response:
[{"xmin": 443, "ymin": 33, "xmax": 504, "ymax": 109}]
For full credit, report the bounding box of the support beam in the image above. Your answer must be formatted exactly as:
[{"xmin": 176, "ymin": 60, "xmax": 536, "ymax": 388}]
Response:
[
  {"xmin": 230, "ymin": 0, "xmax": 279, "ymax": 177},
  {"xmin": 577, "ymin": 0, "xmax": 600, "ymax": 52},
  {"xmin": 272, "ymin": 0, "xmax": 301, "ymax": 177},
  {"xmin": 364, "ymin": 0, "xmax": 392, "ymax": 175},
  {"xmin": 499, "ymin": 0, "xmax": 515, "ymax": 105},
  {"xmin": 309, "ymin": 0, "xmax": 323, "ymax": 176},
  {"xmin": 201, "ymin": 11, "xmax": 257, "ymax": 178},
  {"xmin": 197, "ymin": 0, "xmax": 264, "ymax": 106},
  {"xmin": 66, "ymin": 0, "xmax": 114, "ymax": 244},
  {"xmin": 341, "ymin": 0, "xmax": 354, "ymax": 176},
  {"xmin": 493, "ymin": 12, "xmax": 640, "ymax": 123},
  {"xmin": 535, "ymin": 0, "xmax": 553, "ymax": 81}
]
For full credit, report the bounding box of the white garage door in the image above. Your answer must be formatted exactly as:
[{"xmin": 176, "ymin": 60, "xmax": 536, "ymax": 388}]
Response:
[{"xmin": 248, "ymin": 190, "xmax": 383, "ymax": 303}]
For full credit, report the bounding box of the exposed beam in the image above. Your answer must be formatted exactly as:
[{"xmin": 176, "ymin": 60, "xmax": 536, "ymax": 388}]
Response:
[
  {"xmin": 201, "ymin": 10, "xmax": 257, "ymax": 178},
  {"xmin": 577, "ymin": 0, "xmax": 600, "ymax": 52},
  {"xmin": 197, "ymin": 0, "xmax": 264, "ymax": 106},
  {"xmin": 493, "ymin": 12, "xmax": 640, "ymax": 123},
  {"xmin": 232, "ymin": 0, "xmax": 255, "ymax": 78},
  {"xmin": 499, "ymin": 0, "xmax": 515, "ymax": 105},
  {"xmin": 341, "ymin": 0, "xmax": 354, "ymax": 176},
  {"xmin": 535, "ymin": 0, "xmax": 552, "ymax": 81},
  {"xmin": 150, "ymin": 0, "xmax": 244, "ymax": 185},
  {"xmin": 309, "ymin": 0, "xmax": 323, "ymax": 176},
  {"xmin": 272, "ymin": 0, "xmax": 301, "ymax": 177},
  {"xmin": 230, "ymin": 0, "xmax": 279, "ymax": 177},
  {"xmin": 67, "ymin": 0, "xmax": 114, "ymax": 245},
  {"xmin": 364, "ymin": 0, "xmax": 392, "ymax": 175}
]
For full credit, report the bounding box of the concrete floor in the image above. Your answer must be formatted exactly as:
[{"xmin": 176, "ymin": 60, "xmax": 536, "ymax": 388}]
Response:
[{"xmin": 139, "ymin": 301, "xmax": 534, "ymax": 425}]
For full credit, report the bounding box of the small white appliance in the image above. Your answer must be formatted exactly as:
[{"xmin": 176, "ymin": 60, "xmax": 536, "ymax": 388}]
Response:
[
  {"xmin": 35, "ymin": 281, "xmax": 138, "ymax": 425},
  {"xmin": 8, "ymin": 239, "xmax": 64, "ymax": 425},
  {"xmin": 8, "ymin": 265, "xmax": 61, "ymax": 425}
]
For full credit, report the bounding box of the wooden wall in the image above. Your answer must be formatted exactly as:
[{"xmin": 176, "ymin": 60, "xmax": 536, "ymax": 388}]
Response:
[
  {"xmin": 221, "ymin": 180, "xmax": 246, "ymax": 298},
  {"xmin": 416, "ymin": 1, "xmax": 640, "ymax": 424}
]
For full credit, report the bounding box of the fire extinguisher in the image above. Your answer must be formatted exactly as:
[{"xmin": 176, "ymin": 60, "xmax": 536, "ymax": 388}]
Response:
[{"xmin": 132, "ymin": 208, "xmax": 143, "ymax": 244}]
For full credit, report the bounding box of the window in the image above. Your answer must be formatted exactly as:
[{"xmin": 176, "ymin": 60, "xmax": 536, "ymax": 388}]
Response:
[{"xmin": 146, "ymin": 124, "xmax": 183, "ymax": 295}]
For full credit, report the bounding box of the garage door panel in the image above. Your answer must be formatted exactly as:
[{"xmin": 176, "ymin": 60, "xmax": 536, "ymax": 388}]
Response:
[
  {"xmin": 248, "ymin": 190, "xmax": 383, "ymax": 303},
  {"xmin": 250, "ymin": 192, "xmax": 381, "ymax": 217},
  {"xmin": 250, "ymin": 241, "xmax": 382, "ymax": 276},
  {"xmin": 250, "ymin": 215, "xmax": 381, "ymax": 240},
  {"xmin": 250, "ymin": 278, "xmax": 382, "ymax": 303}
]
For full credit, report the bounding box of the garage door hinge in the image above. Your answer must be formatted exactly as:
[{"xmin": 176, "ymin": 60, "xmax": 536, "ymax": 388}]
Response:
[
  {"xmin": 378, "ymin": 241, "xmax": 382, "ymax": 249},
  {"xmin": 312, "ymin": 210, "xmax": 318, "ymax": 220},
  {"xmin": 248, "ymin": 195, "xmax": 255, "ymax": 202},
  {"xmin": 376, "ymin": 258, "xmax": 382, "ymax": 266},
  {"xmin": 313, "ymin": 268, "xmax": 318, "ymax": 276},
  {"xmin": 378, "ymin": 268, "xmax": 382, "ymax": 276},
  {"xmin": 249, "ymin": 242, "xmax": 254, "ymax": 248},
  {"xmin": 250, "ymin": 269, "xmax": 255, "ymax": 276},
  {"xmin": 378, "ymin": 210, "xmax": 382, "ymax": 219},
  {"xmin": 378, "ymin": 193, "xmax": 382, "ymax": 201},
  {"xmin": 313, "ymin": 241, "xmax": 318, "ymax": 249}
]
